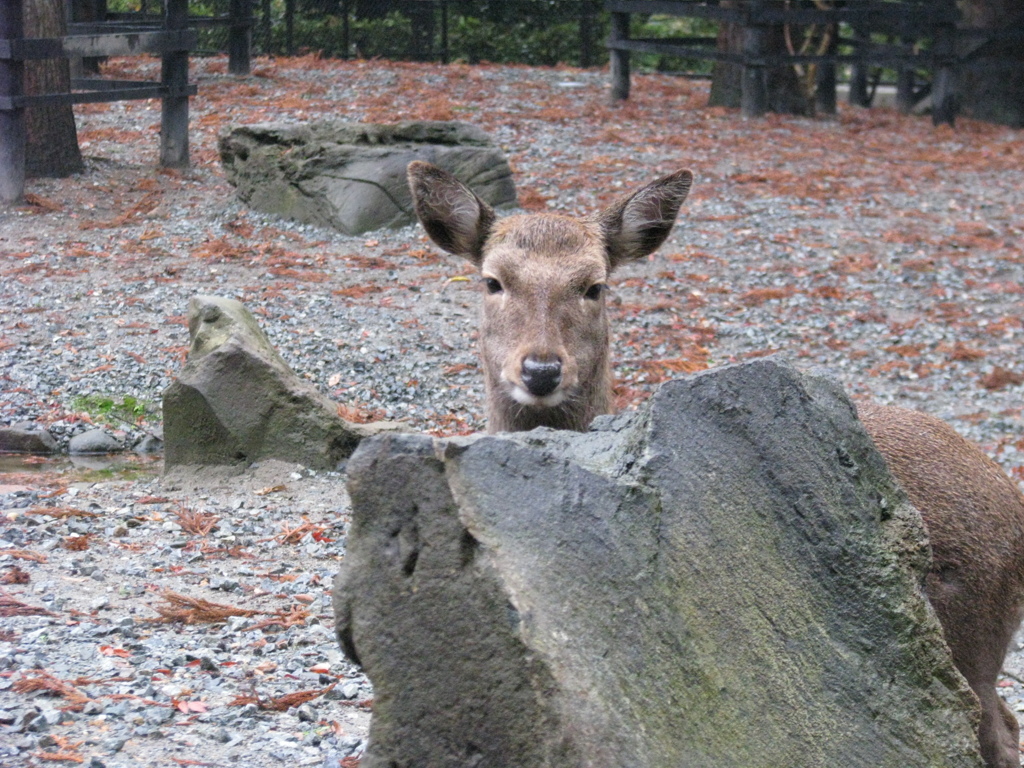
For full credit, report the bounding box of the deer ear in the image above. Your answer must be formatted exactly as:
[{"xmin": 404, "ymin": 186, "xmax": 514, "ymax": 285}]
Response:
[
  {"xmin": 597, "ymin": 169, "xmax": 693, "ymax": 270},
  {"xmin": 407, "ymin": 161, "xmax": 496, "ymax": 266}
]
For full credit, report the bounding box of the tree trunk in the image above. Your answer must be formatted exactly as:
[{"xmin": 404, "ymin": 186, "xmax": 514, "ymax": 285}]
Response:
[
  {"xmin": 708, "ymin": 2, "xmax": 812, "ymax": 116},
  {"xmin": 25, "ymin": 0, "xmax": 84, "ymax": 177},
  {"xmin": 956, "ymin": 0, "xmax": 1024, "ymax": 127},
  {"xmin": 708, "ymin": 15, "xmax": 743, "ymax": 108}
]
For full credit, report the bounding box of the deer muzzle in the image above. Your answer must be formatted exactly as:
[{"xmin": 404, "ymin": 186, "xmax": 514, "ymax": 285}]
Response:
[{"xmin": 520, "ymin": 355, "xmax": 563, "ymax": 398}]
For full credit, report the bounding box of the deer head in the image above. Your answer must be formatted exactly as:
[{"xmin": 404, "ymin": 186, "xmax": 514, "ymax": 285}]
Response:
[{"xmin": 407, "ymin": 161, "xmax": 693, "ymax": 433}]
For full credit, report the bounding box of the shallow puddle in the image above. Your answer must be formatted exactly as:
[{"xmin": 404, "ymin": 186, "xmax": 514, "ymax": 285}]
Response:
[{"xmin": 0, "ymin": 452, "xmax": 163, "ymax": 482}]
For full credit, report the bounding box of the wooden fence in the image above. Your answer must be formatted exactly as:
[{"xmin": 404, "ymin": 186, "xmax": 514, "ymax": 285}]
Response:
[
  {"xmin": 0, "ymin": 0, "xmax": 255, "ymax": 204},
  {"xmin": 606, "ymin": 0, "xmax": 961, "ymax": 122}
]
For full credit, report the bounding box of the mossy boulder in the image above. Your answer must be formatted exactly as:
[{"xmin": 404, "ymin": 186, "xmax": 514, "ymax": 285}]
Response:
[
  {"xmin": 219, "ymin": 120, "xmax": 516, "ymax": 235},
  {"xmin": 333, "ymin": 358, "xmax": 984, "ymax": 768}
]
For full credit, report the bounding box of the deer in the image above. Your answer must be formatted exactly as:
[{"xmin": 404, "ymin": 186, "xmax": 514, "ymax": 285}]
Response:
[{"xmin": 407, "ymin": 160, "xmax": 1024, "ymax": 768}]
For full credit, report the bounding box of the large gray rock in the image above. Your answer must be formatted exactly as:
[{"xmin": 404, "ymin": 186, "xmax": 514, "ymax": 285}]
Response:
[
  {"xmin": 68, "ymin": 429, "xmax": 122, "ymax": 455},
  {"xmin": 219, "ymin": 120, "xmax": 516, "ymax": 235},
  {"xmin": 162, "ymin": 295, "xmax": 401, "ymax": 471},
  {"xmin": 0, "ymin": 425, "xmax": 57, "ymax": 454},
  {"xmin": 333, "ymin": 358, "xmax": 984, "ymax": 768}
]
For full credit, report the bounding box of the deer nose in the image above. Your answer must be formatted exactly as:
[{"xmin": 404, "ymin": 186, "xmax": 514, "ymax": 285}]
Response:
[{"xmin": 521, "ymin": 356, "xmax": 562, "ymax": 398}]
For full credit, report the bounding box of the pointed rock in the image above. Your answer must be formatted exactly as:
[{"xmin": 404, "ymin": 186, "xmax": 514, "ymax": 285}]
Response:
[{"xmin": 163, "ymin": 295, "xmax": 402, "ymax": 471}]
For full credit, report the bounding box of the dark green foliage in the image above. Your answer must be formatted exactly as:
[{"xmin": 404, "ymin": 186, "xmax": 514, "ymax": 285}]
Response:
[
  {"xmin": 447, "ymin": 16, "xmax": 596, "ymax": 66},
  {"xmin": 629, "ymin": 13, "xmax": 718, "ymax": 76},
  {"xmin": 101, "ymin": 0, "xmax": 716, "ymax": 70}
]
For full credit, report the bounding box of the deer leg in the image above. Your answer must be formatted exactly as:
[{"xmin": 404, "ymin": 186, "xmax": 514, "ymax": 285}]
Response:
[
  {"xmin": 936, "ymin": 589, "xmax": 1022, "ymax": 768},
  {"xmin": 975, "ymin": 685, "xmax": 1020, "ymax": 768}
]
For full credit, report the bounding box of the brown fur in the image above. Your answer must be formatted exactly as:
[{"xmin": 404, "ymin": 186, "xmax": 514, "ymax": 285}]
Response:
[
  {"xmin": 408, "ymin": 162, "xmax": 1024, "ymax": 768},
  {"xmin": 859, "ymin": 403, "xmax": 1024, "ymax": 768}
]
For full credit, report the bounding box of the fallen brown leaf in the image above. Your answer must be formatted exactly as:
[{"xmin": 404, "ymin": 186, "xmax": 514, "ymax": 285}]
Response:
[
  {"xmin": 149, "ymin": 590, "xmax": 259, "ymax": 624},
  {"xmin": 254, "ymin": 484, "xmax": 286, "ymax": 496},
  {"xmin": 230, "ymin": 681, "xmax": 337, "ymax": 712},
  {"xmin": 34, "ymin": 750, "xmax": 84, "ymax": 763},
  {"xmin": 24, "ymin": 507, "xmax": 100, "ymax": 519},
  {"xmin": 739, "ymin": 287, "xmax": 793, "ymax": 307},
  {"xmin": 61, "ymin": 535, "xmax": 93, "ymax": 551},
  {"xmin": 170, "ymin": 505, "xmax": 220, "ymax": 537},
  {"xmin": 4, "ymin": 549, "xmax": 46, "ymax": 563},
  {"xmin": 248, "ymin": 605, "xmax": 311, "ymax": 631},
  {"xmin": 0, "ymin": 590, "xmax": 56, "ymax": 617},
  {"xmin": 13, "ymin": 670, "xmax": 92, "ymax": 709},
  {"xmin": 275, "ymin": 520, "xmax": 325, "ymax": 545},
  {"xmin": 947, "ymin": 342, "xmax": 987, "ymax": 362},
  {"xmin": 337, "ymin": 403, "xmax": 386, "ymax": 423},
  {"xmin": 23, "ymin": 193, "xmax": 63, "ymax": 212},
  {"xmin": 1, "ymin": 565, "xmax": 30, "ymax": 584},
  {"xmin": 980, "ymin": 366, "xmax": 1024, "ymax": 391}
]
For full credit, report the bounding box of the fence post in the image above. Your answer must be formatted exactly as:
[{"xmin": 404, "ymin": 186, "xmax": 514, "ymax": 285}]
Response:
[
  {"xmin": 0, "ymin": 0, "xmax": 25, "ymax": 204},
  {"xmin": 228, "ymin": 0, "xmax": 252, "ymax": 75},
  {"xmin": 340, "ymin": 0, "xmax": 349, "ymax": 59},
  {"xmin": 285, "ymin": 0, "xmax": 295, "ymax": 56},
  {"xmin": 609, "ymin": 11, "xmax": 630, "ymax": 100},
  {"xmin": 895, "ymin": 61, "xmax": 915, "ymax": 113},
  {"xmin": 815, "ymin": 25, "xmax": 837, "ymax": 116},
  {"xmin": 580, "ymin": 0, "xmax": 595, "ymax": 68},
  {"xmin": 848, "ymin": 25, "xmax": 870, "ymax": 106},
  {"xmin": 261, "ymin": 0, "xmax": 272, "ymax": 55},
  {"xmin": 440, "ymin": 1, "xmax": 449, "ymax": 64},
  {"xmin": 160, "ymin": 0, "xmax": 189, "ymax": 167},
  {"xmin": 740, "ymin": 3, "xmax": 768, "ymax": 118},
  {"xmin": 931, "ymin": 11, "xmax": 957, "ymax": 126}
]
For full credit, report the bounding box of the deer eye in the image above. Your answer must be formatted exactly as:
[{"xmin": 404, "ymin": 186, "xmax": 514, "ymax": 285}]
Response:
[
  {"xmin": 483, "ymin": 277, "xmax": 503, "ymax": 295},
  {"xmin": 584, "ymin": 283, "xmax": 607, "ymax": 301}
]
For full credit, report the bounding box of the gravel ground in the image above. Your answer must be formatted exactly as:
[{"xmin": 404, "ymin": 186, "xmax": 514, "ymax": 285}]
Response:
[{"xmin": 1, "ymin": 56, "xmax": 1023, "ymax": 766}]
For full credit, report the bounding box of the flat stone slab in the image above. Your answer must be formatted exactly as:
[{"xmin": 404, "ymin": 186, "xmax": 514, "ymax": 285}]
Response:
[
  {"xmin": 219, "ymin": 120, "xmax": 516, "ymax": 235},
  {"xmin": 333, "ymin": 358, "xmax": 984, "ymax": 768}
]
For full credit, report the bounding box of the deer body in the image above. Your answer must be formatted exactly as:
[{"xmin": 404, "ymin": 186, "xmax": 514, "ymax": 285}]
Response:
[
  {"xmin": 408, "ymin": 161, "xmax": 1024, "ymax": 768},
  {"xmin": 859, "ymin": 403, "xmax": 1024, "ymax": 768}
]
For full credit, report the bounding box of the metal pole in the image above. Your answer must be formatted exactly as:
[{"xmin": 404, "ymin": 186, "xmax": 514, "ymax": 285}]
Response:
[{"xmin": 0, "ymin": 0, "xmax": 26, "ymax": 204}]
